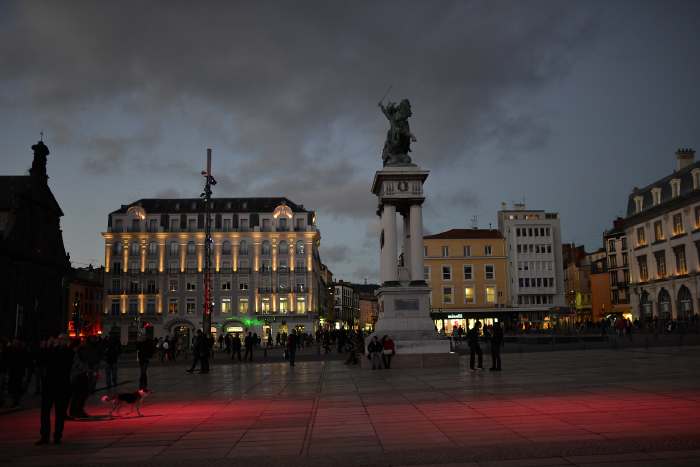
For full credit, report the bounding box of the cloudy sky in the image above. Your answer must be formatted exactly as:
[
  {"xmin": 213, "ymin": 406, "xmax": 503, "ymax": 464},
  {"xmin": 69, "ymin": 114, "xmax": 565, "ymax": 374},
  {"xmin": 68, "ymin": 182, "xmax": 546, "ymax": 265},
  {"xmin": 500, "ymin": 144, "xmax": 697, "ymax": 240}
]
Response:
[{"xmin": 1, "ymin": 0, "xmax": 699, "ymax": 282}]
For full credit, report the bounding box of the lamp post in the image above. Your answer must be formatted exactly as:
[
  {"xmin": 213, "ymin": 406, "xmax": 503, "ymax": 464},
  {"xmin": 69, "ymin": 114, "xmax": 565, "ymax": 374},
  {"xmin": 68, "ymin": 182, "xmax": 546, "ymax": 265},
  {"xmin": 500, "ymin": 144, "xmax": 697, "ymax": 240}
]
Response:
[{"xmin": 201, "ymin": 149, "xmax": 216, "ymax": 335}]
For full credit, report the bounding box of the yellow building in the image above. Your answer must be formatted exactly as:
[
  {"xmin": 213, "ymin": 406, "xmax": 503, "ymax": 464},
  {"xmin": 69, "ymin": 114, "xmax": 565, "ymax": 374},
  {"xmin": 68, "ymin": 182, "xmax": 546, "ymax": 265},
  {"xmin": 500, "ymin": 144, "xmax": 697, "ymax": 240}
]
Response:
[{"xmin": 424, "ymin": 229, "xmax": 511, "ymax": 334}]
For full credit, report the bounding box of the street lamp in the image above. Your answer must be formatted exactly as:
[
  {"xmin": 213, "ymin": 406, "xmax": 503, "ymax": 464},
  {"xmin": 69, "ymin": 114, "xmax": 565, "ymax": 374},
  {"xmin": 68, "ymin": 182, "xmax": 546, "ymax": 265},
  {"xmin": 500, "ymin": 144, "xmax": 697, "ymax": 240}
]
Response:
[{"xmin": 200, "ymin": 149, "xmax": 216, "ymax": 335}]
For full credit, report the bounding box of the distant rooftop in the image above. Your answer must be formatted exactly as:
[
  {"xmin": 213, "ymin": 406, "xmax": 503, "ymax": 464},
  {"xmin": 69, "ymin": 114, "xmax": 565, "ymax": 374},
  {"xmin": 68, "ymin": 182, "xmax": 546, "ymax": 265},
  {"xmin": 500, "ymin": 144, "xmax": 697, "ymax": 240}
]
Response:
[
  {"xmin": 424, "ymin": 228, "xmax": 503, "ymax": 240},
  {"xmin": 110, "ymin": 197, "xmax": 309, "ymax": 215}
]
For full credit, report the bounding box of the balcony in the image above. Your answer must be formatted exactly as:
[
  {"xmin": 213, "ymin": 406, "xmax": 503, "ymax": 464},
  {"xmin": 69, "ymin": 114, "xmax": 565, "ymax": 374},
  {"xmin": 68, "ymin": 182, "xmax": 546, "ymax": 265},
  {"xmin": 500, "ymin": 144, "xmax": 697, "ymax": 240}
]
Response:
[{"xmin": 258, "ymin": 287, "xmax": 273, "ymax": 294}]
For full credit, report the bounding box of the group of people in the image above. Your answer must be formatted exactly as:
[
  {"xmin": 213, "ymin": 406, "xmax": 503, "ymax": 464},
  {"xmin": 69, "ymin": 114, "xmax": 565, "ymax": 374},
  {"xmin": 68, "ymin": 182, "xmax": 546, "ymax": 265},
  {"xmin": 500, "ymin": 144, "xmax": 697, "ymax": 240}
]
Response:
[
  {"xmin": 465, "ymin": 321, "xmax": 504, "ymax": 371},
  {"xmin": 366, "ymin": 335, "xmax": 396, "ymax": 369}
]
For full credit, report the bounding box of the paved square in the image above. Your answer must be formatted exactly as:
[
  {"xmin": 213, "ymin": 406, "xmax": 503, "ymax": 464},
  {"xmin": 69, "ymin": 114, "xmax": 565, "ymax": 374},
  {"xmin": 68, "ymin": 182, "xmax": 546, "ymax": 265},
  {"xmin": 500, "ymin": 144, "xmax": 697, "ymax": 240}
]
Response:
[{"xmin": 2, "ymin": 347, "xmax": 700, "ymax": 466}]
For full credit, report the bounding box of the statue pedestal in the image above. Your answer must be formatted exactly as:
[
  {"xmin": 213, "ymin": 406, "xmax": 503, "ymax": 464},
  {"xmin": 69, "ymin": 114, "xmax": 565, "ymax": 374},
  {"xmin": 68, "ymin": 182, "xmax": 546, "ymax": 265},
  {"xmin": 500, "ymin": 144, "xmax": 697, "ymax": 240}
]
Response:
[{"xmin": 365, "ymin": 284, "xmax": 454, "ymax": 366}]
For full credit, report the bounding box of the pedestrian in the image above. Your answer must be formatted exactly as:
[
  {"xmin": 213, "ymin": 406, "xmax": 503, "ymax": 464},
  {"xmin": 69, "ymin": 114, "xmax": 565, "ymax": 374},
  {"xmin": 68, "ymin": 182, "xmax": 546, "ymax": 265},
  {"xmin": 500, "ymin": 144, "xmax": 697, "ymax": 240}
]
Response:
[
  {"xmin": 136, "ymin": 336, "xmax": 154, "ymax": 389},
  {"xmin": 224, "ymin": 333, "xmax": 232, "ymax": 354},
  {"xmin": 68, "ymin": 341, "xmax": 91, "ymax": 419},
  {"xmin": 382, "ymin": 335, "xmax": 395, "ymax": 369},
  {"xmin": 231, "ymin": 333, "xmax": 242, "ymax": 362},
  {"xmin": 186, "ymin": 330, "xmax": 204, "ymax": 373},
  {"xmin": 367, "ymin": 336, "xmax": 383, "ymax": 370},
  {"xmin": 287, "ymin": 330, "xmax": 297, "ymax": 367},
  {"xmin": 103, "ymin": 335, "xmax": 121, "ymax": 388},
  {"xmin": 36, "ymin": 336, "xmax": 73, "ymax": 445},
  {"xmin": 161, "ymin": 337, "xmax": 170, "ymax": 363},
  {"xmin": 200, "ymin": 333, "xmax": 211, "ymax": 373},
  {"xmin": 244, "ymin": 332, "xmax": 253, "ymax": 362},
  {"xmin": 467, "ymin": 321, "xmax": 484, "ymax": 371},
  {"xmin": 217, "ymin": 334, "xmax": 224, "ymax": 352},
  {"xmin": 489, "ymin": 322, "xmax": 503, "ymax": 371}
]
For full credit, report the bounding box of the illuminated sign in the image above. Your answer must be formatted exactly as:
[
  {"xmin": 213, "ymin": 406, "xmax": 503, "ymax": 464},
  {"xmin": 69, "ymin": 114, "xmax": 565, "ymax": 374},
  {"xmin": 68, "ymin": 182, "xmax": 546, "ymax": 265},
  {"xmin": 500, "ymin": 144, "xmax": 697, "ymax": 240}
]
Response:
[{"xmin": 447, "ymin": 313, "xmax": 463, "ymax": 319}]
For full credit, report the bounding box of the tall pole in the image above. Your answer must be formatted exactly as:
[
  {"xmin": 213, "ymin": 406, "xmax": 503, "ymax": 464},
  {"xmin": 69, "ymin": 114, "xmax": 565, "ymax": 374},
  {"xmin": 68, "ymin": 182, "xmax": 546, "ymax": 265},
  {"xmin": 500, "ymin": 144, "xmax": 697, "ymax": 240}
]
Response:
[{"xmin": 201, "ymin": 148, "xmax": 216, "ymax": 335}]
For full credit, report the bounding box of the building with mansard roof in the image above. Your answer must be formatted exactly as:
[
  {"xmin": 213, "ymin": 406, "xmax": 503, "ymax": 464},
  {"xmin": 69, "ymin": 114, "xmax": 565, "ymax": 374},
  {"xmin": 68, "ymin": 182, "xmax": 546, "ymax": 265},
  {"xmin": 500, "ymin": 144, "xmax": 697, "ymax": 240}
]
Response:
[
  {"xmin": 625, "ymin": 149, "xmax": 700, "ymax": 325},
  {"xmin": 101, "ymin": 197, "xmax": 323, "ymax": 344}
]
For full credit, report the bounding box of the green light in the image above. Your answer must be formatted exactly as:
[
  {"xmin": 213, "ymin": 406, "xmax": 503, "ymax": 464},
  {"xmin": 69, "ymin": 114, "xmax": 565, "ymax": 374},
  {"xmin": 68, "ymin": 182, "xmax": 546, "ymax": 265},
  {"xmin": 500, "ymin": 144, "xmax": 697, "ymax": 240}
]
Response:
[{"xmin": 242, "ymin": 318, "xmax": 264, "ymax": 327}]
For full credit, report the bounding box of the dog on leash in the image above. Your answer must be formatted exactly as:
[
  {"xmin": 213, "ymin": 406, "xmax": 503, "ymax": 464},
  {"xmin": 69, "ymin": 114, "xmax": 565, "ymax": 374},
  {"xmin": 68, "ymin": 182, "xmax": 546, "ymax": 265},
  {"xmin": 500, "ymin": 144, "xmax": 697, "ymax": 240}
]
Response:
[{"xmin": 101, "ymin": 389, "xmax": 151, "ymax": 417}]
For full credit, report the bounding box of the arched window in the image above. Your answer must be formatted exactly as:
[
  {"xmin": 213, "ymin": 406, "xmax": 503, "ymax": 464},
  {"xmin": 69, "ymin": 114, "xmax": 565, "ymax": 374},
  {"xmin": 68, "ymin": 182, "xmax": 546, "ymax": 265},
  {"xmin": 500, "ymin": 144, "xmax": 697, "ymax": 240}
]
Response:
[
  {"xmin": 239, "ymin": 240, "xmax": 249, "ymax": 256},
  {"xmin": 187, "ymin": 241, "xmax": 196, "ymax": 255},
  {"xmin": 130, "ymin": 242, "xmax": 140, "ymax": 256},
  {"xmin": 640, "ymin": 291, "xmax": 652, "ymax": 319},
  {"xmin": 296, "ymin": 240, "xmax": 305, "ymax": 255},
  {"xmin": 222, "ymin": 240, "xmax": 231, "ymax": 255},
  {"xmin": 112, "ymin": 241, "xmax": 122, "ymax": 254},
  {"xmin": 169, "ymin": 241, "xmax": 179, "ymax": 257},
  {"xmin": 278, "ymin": 240, "xmax": 288, "ymax": 255},
  {"xmin": 678, "ymin": 286, "xmax": 693, "ymax": 320},
  {"xmin": 262, "ymin": 240, "xmax": 271, "ymax": 256},
  {"xmin": 148, "ymin": 241, "xmax": 157, "ymax": 256},
  {"xmin": 658, "ymin": 288, "xmax": 671, "ymax": 321}
]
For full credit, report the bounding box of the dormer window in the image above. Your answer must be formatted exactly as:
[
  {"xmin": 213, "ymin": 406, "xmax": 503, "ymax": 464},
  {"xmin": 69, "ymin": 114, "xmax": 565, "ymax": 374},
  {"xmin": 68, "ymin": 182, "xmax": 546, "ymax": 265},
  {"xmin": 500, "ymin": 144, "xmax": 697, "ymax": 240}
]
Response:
[
  {"xmin": 692, "ymin": 169, "xmax": 700, "ymax": 190},
  {"xmin": 651, "ymin": 188, "xmax": 662, "ymax": 206},
  {"xmin": 634, "ymin": 196, "xmax": 644, "ymax": 214},
  {"xmin": 670, "ymin": 179, "xmax": 681, "ymax": 198}
]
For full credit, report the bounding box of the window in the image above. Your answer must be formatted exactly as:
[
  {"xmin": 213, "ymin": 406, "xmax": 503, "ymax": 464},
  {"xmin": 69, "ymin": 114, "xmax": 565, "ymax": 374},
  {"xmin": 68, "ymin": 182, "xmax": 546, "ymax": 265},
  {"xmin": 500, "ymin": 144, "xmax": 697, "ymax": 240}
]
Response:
[
  {"xmin": 221, "ymin": 298, "xmax": 231, "ymax": 313},
  {"xmin": 441, "ymin": 246, "xmax": 449, "ymax": 257},
  {"xmin": 464, "ymin": 287, "xmax": 474, "ymax": 304},
  {"xmin": 608, "ymin": 255, "xmax": 617, "ymax": 269},
  {"xmin": 655, "ymin": 251, "xmax": 666, "ymax": 278},
  {"xmin": 654, "ymin": 221, "xmax": 664, "ymax": 242},
  {"xmin": 609, "ymin": 271, "xmax": 617, "ymax": 286},
  {"xmin": 279, "ymin": 297, "xmax": 289, "ymax": 313},
  {"xmin": 463, "ymin": 265, "xmax": 473, "ymax": 280},
  {"xmin": 188, "ymin": 218, "xmax": 196, "ymax": 231},
  {"xmin": 651, "ymin": 187, "xmax": 662, "ymax": 206},
  {"xmin": 608, "ymin": 239, "xmax": 616, "ymax": 253},
  {"xmin": 442, "ymin": 286, "xmax": 453, "ymax": 304},
  {"xmin": 673, "ymin": 213, "xmax": 684, "ymax": 236},
  {"xmin": 146, "ymin": 279, "xmax": 156, "ymax": 293},
  {"xmin": 296, "ymin": 297, "xmax": 306, "ymax": 313},
  {"xmin": 634, "ymin": 196, "xmax": 643, "ymax": 213},
  {"xmin": 637, "ymin": 255, "xmax": 648, "ymax": 282},
  {"xmin": 485, "ymin": 286, "xmax": 496, "ymax": 304},
  {"xmin": 169, "ymin": 241, "xmax": 178, "ymax": 257},
  {"xmin": 168, "ymin": 299, "xmax": 178, "ymax": 314},
  {"xmin": 239, "ymin": 279, "xmax": 249, "ymax": 291},
  {"xmin": 295, "ymin": 259, "xmax": 305, "ymax": 271},
  {"xmin": 110, "ymin": 299, "xmax": 120, "ymax": 316},
  {"xmin": 278, "ymin": 218, "xmax": 287, "ymax": 230},
  {"xmin": 186, "ymin": 299, "xmax": 196, "ymax": 314},
  {"xmin": 296, "ymin": 241, "xmax": 305, "ymax": 255},
  {"xmin": 622, "ymin": 252, "xmax": 628, "ymax": 266},
  {"xmin": 262, "ymin": 240, "xmax": 271, "ymax": 256},
  {"xmin": 423, "ymin": 266, "xmax": 431, "ymax": 281},
  {"xmin": 186, "ymin": 280, "xmax": 196, "ymax": 291},
  {"xmin": 484, "ymin": 245, "xmax": 492, "ymax": 256},
  {"xmin": 187, "ymin": 241, "xmax": 196, "ymax": 255},
  {"xmin": 671, "ymin": 179, "xmax": 681, "ymax": 198},
  {"xmin": 674, "ymin": 245, "xmax": 687, "ymax": 275},
  {"xmin": 111, "ymin": 278, "xmax": 121, "ymax": 292},
  {"xmin": 128, "ymin": 299, "xmax": 138, "ymax": 315},
  {"xmin": 442, "ymin": 265, "xmax": 452, "ymax": 281},
  {"xmin": 148, "ymin": 241, "xmax": 157, "ymax": 257},
  {"xmin": 221, "ymin": 280, "xmax": 231, "ymax": 290},
  {"xmin": 130, "ymin": 242, "xmax": 139, "ymax": 256},
  {"xmin": 463, "ymin": 245, "xmax": 471, "ymax": 257},
  {"xmin": 517, "ymin": 245, "xmax": 522, "ymax": 254},
  {"xmin": 146, "ymin": 299, "xmax": 156, "ymax": 315},
  {"xmin": 114, "ymin": 219, "xmax": 123, "ymax": 232},
  {"xmin": 239, "ymin": 298, "xmax": 249, "ymax": 313},
  {"xmin": 170, "ymin": 218, "xmax": 178, "ymax": 231},
  {"xmin": 693, "ymin": 169, "xmax": 700, "ymax": 190},
  {"xmin": 222, "ymin": 241, "xmax": 231, "ymax": 255},
  {"xmin": 423, "ymin": 246, "xmax": 428, "ymax": 257},
  {"xmin": 239, "ymin": 240, "xmax": 249, "ymax": 255},
  {"xmin": 484, "ymin": 264, "xmax": 495, "ymax": 280},
  {"xmin": 147, "ymin": 261, "xmax": 156, "ymax": 273},
  {"xmin": 279, "ymin": 258, "xmax": 288, "ymax": 271},
  {"xmin": 278, "ymin": 241, "xmax": 288, "ymax": 254},
  {"xmin": 637, "ymin": 227, "xmax": 646, "ymax": 246},
  {"xmin": 223, "ymin": 218, "xmax": 232, "ymax": 231},
  {"xmin": 112, "ymin": 241, "xmax": 123, "ymax": 254},
  {"xmin": 695, "ymin": 206, "xmax": 700, "ymax": 229}
]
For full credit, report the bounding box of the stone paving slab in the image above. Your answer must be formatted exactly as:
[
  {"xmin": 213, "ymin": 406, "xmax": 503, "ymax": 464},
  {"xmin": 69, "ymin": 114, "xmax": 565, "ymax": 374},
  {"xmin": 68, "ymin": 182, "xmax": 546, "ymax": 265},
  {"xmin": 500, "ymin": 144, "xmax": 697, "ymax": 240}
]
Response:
[{"xmin": 1, "ymin": 347, "xmax": 700, "ymax": 466}]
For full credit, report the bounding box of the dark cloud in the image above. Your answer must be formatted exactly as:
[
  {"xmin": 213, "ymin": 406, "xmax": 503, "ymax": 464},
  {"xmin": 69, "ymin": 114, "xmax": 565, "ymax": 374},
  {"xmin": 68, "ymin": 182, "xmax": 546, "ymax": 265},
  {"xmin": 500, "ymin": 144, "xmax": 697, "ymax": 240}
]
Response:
[
  {"xmin": 1, "ymin": 0, "xmax": 699, "ymax": 280},
  {"xmin": 319, "ymin": 244, "xmax": 351, "ymax": 264}
]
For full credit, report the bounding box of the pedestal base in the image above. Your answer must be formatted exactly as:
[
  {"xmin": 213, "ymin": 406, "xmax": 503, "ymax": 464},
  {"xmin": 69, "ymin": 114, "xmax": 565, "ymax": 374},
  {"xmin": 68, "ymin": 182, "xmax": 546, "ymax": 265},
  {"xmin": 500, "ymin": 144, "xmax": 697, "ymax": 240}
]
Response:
[{"xmin": 366, "ymin": 285, "xmax": 451, "ymax": 357}]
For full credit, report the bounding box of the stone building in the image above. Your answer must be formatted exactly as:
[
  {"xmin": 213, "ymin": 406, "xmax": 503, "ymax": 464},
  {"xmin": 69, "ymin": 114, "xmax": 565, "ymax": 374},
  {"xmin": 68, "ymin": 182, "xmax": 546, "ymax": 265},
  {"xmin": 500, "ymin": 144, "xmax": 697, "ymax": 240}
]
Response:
[
  {"xmin": 101, "ymin": 197, "xmax": 323, "ymax": 344},
  {"xmin": 67, "ymin": 266, "xmax": 104, "ymax": 338},
  {"xmin": 627, "ymin": 149, "xmax": 700, "ymax": 324},
  {"xmin": 0, "ymin": 140, "xmax": 70, "ymax": 341},
  {"xmin": 333, "ymin": 280, "xmax": 359, "ymax": 329},
  {"xmin": 497, "ymin": 203, "xmax": 566, "ymax": 327},
  {"xmin": 353, "ymin": 283, "xmax": 380, "ymax": 331},
  {"xmin": 424, "ymin": 228, "xmax": 512, "ymax": 333},
  {"xmin": 603, "ymin": 218, "xmax": 632, "ymax": 316}
]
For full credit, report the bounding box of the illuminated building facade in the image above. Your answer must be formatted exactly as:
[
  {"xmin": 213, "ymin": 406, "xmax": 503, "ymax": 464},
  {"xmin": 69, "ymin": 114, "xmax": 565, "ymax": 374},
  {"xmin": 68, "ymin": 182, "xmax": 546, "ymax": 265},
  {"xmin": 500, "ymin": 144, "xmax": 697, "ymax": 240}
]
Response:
[
  {"xmin": 603, "ymin": 218, "xmax": 632, "ymax": 316},
  {"xmin": 101, "ymin": 197, "xmax": 323, "ymax": 344},
  {"xmin": 498, "ymin": 204, "xmax": 566, "ymax": 327},
  {"xmin": 627, "ymin": 149, "xmax": 700, "ymax": 324},
  {"xmin": 424, "ymin": 229, "xmax": 512, "ymax": 333}
]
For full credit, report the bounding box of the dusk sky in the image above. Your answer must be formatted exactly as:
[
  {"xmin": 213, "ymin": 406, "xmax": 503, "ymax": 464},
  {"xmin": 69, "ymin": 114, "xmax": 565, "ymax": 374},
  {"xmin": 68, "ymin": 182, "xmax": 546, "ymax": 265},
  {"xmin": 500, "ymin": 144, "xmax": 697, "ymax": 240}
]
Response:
[{"xmin": 1, "ymin": 0, "xmax": 699, "ymax": 283}]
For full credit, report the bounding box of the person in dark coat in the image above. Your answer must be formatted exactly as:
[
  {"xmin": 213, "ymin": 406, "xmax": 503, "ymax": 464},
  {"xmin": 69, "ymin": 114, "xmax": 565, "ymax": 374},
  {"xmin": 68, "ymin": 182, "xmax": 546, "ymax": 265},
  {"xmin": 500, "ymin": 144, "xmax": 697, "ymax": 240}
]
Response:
[
  {"xmin": 231, "ymin": 333, "xmax": 242, "ymax": 362},
  {"xmin": 200, "ymin": 333, "xmax": 211, "ymax": 373},
  {"xmin": 287, "ymin": 330, "xmax": 297, "ymax": 367},
  {"xmin": 489, "ymin": 322, "xmax": 504, "ymax": 371},
  {"xmin": 37, "ymin": 336, "xmax": 73, "ymax": 445},
  {"xmin": 187, "ymin": 330, "xmax": 204, "ymax": 373},
  {"xmin": 244, "ymin": 332, "xmax": 253, "ymax": 362},
  {"xmin": 103, "ymin": 335, "xmax": 121, "ymax": 388},
  {"xmin": 467, "ymin": 321, "xmax": 483, "ymax": 371},
  {"xmin": 68, "ymin": 342, "xmax": 91, "ymax": 419},
  {"xmin": 136, "ymin": 336, "xmax": 154, "ymax": 389}
]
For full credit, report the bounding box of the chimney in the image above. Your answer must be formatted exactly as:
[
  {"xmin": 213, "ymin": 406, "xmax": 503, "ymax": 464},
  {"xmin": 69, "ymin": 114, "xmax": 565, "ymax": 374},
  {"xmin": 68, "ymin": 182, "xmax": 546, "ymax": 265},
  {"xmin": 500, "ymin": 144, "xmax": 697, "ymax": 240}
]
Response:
[{"xmin": 676, "ymin": 148, "xmax": 695, "ymax": 171}]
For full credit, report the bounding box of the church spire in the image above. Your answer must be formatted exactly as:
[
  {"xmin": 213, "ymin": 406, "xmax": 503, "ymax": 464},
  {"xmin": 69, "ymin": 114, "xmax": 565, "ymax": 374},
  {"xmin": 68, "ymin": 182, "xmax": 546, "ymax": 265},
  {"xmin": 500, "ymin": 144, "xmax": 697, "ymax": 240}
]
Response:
[{"xmin": 30, "ymin": 139, "xmax": 50, "ymax": 183}]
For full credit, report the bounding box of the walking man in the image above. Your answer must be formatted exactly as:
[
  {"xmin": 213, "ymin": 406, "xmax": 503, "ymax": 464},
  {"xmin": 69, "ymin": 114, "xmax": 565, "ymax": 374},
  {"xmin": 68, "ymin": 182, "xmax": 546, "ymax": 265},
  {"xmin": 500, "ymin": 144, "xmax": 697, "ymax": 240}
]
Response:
[
  {"xmin": 103, "ymin": 335, "xmax": 120, "ymax": 388},
  {"xmin": 244, "ymin": 332, "xmax": 253, "ymax": 362},
  {"xmin": 367, "ymin": 336, "xmax": 383, "ymax": 370},
  {"xmin": 37, "ymin": 336, "xmax": 73, "ymax": 445},
  {"xmin": 489, "ymin": 322, "xmax": 503, "ymax": 371},
  {"xmin": 287, "ymin": 330, "xmax": 297, "ymax": 367},
  {"xmin": 136, "ymin": 335, "xmax": 154, "ymax": 389},
  {"xmin": 467, "ymin": 321, "xmax": 483, "ymax": 371},
  {"xmin": 231, "ymin": 333, "xmax": 242, "ymax": 362},
  {"xmin": 186, "ymin": 330, "xmax": 204, "ymax": 373}
]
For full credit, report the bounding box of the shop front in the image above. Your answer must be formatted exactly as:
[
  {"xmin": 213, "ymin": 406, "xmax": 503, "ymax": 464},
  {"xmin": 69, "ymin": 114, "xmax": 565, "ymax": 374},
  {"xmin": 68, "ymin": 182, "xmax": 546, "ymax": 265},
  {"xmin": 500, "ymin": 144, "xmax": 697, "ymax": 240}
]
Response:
[{"xmin": 430, "ymin": 309, "xmax": 518, "ymax": 335}]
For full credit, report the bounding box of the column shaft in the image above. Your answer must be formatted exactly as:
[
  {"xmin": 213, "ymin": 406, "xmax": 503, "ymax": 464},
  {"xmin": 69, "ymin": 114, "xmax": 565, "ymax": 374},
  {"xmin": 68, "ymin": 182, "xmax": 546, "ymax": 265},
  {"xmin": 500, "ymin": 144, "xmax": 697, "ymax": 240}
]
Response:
[
  {"xmin": 380, "ymin": 204, "xmax": 398, "ymax": 283},
  {"xmin": 409, "ymin": 204, "xmax": 424, "ymax": 282},
  {"xmin": 403, "ymin": 212, "xmax": 411, "ymax": 272}
]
